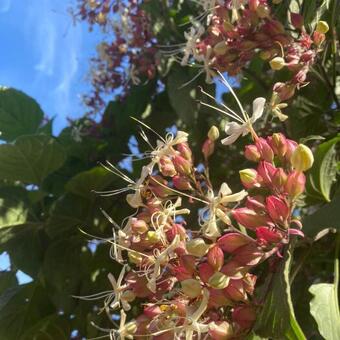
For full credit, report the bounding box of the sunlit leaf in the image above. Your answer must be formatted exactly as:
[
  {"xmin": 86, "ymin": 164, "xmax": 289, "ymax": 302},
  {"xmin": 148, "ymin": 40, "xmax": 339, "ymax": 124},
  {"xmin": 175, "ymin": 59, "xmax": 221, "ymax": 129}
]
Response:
[{"xmin": 0, "ymin": 88, "xmax": 44, "ymax": 142}]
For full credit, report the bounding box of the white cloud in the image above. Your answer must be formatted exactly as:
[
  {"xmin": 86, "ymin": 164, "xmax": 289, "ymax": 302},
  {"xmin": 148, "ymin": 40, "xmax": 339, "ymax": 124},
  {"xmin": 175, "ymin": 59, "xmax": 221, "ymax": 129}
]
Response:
[{"xmin": 0, "ymin": 0, "xmax": 11, "ymax": 13}]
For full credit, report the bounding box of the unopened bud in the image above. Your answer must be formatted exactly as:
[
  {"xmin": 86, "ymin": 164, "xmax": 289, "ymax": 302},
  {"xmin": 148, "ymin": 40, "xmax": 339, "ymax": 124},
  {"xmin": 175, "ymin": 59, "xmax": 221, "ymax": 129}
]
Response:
[
  {"xmin": 223, "ymin": 20, "xmax": 234, "ymax": 32},
  {"xmin": 272, "ymin": 168, "xmax": 288, "ymax": 189},
  {"xmin": 186, "ymin": 238, "xmax": 210, "ymax": 257},
  {"xmin": 291, "ymin": 144, "xmax": 314, "ymax": 171},
  {"xmin": 232, "ymin": 305, "xmax": 256, "ymax": 330},
  {"xmin": 96, "ymin": 12, "xmax": 107, "ymax": 24},
  {"xmin": 159, "ymin": 156, "xmax": 177, "ymax": 177},
  {"xmin": 208, "ymin": 272, "xmax": 230, "ymax": 289},
  {"xmin": 266, "ymin": 195, "xmax": 290, "ymax": 226},
  {"xmin": 286, "ymin": 171, "xmax": 306, "ymax": 198},
  {"xmin": 259, "ymin": 50, "xmax": 273, "ymax": 60},
  {"xmin": 202, "ymin": 138, "xmax": 215, "ymax": 159},
  {"xmin": 239, "ymin": 169, "xmax": 259, "ymax": 189},
  {"xmin": 272, "ymin": 0, "xmax": 282, "ymax": 3},
  {"xmin": 256, "ymin": 4, "xmax": 270, "ymax": 18},
  {"xmin": 181, "ymin": 279, "xmax": 202, "ymax": 298},
  {"xmin": 218, "ymin": 232, "xmax": 252, "ymax": 253},
  {"xmin": 290, "ymin": 13, "xmax": 304, "ymax": 29},
  {"xmin": 145, "ymin": 231, "xmax": 160, "ymax": 244},
  {"xmin": 270, "ymin": 57, "xmax": 285, "ymax": 70},
  {"xmin": 244, "ymin": 144, "xmax": 261, "ymax": 162},
  {"xmin": 131, "ymin": 218, "xmax": 149, "ymax": 234},
  {"xmin": 255, "ymin": 137, "xmax": 274, "ymax": 162},
  {"xmin": 268, "ymin": 133, "xmax": 287, "ymax": 157},
  {"xmin": 232, "ymin": 208, "xmax": 270, "ymax": 229},
  {"xmin": 177, "ymin": 143, "xmax": 192, "ymax": 161},
  {"xmin": 213, "ymin": 41, "xmax": 228, "ymax": 56},
  {"xmin": 128, "ymin": 251, "xmax": 143, "ymax": 265},
  {"xmin": 224, "ymin": 279, "xmax": 247, "ymax": 302},
  {"xmin": 125, "ymin": 321, "xmax": 137, "ymax": 335},
  {"xmin": 316, "ymin": 21, "xmax": 329, "ymax": 34},
  {"xmin": 173, "ymin": 155, "xmax": 192, "ymax": 175},
  {"xmin": 257, "ymin": 161, "xmax": 277, "ymax": 186},
  {"xmin": 208, "ymin": 125, "xmax": 220, "ymax": 141},
  {"xmin": 173, "ymin": 175, "xmax": 193, "ymax": 190},
  {"xmin": 313, "ymin": 31, "xmax": 326, "ymax": 45},
  {"xmin": 209, "ymin": 321, "xmax": 234, "ymax": 340},
  {"xmin": 207, "ymin": 245, "xmax": 224, "ymax": 271}
]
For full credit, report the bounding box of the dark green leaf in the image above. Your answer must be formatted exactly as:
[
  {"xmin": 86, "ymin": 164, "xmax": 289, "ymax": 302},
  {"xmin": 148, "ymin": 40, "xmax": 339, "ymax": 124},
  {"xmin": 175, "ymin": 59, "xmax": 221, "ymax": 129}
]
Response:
[
  {"xmin": 0, "ymin": 271, "xmax": 18, "ymax": 293},
  {"xmin": 307, "ymin": 136, "xmax": 340, "ymax": 202},
  {"xmin": 303, "ymin": 195, "xmax": 340, "ymax": 236},
  {"xmin": 0, "ymin": 283, "xmax": 55, "ymax": 340},
  {"xmin": 253, "ymin": 246, "xmax": 306, "ymax": 339},
  {"xmin": 0, "ymin": 135, "xmax": 66, "ymax": 185},
  {"xmin": 167, "ymin": 66, "xmax": 199, "ymax": 125},
  {"xmin": 0, "ymin": 87, "xmax": 44, "ymax": 142}
]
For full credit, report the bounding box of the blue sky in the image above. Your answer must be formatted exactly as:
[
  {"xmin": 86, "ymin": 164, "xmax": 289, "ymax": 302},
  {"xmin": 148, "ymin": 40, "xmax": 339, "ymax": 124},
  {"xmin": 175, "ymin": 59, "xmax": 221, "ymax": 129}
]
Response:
[{"xmin": 0, "ymin": 0, "xmax": 101, "ymax": 134}]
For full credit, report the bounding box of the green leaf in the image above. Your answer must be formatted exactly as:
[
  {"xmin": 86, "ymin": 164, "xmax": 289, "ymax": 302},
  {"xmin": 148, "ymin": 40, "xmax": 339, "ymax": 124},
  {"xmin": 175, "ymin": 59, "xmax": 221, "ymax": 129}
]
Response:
[
  {"xmin": 0, "ymin": 135, "xmax": 66, "ymax": 185},
  {"xmin": 303, "ymin": 194, "xmax": 340, "ymax": 236},
  {"xmin": 0, "ymin": 186, "xmax": 28, "ymax": 228},
  {"xmin": 307, "ymin": 136, "xmax": 340, "ymax": 202},
  {"xmin": 0, "ymin": 283, "xmax": 55, "ymax": 340},
  {"xmin": 65, "ymin": 166, "xmax": 117, "ymax": 200},
  {"xmin": 253, "ymin": 246, "xmax": 306, "ymax": 339},
  {"xmin": 21, "ymin": 315, "xmax": 70, "ymax": 340},
  {"xmin": 0, "ymin": 272, "xmax": 18, "ymax": 293},
  {"xmin": 309, "ymin": 283, "xmax": 340, "ymax": 340},
  {"xmin": 0, "ymin": 87, "xmax": 44, "ymax": 142},
  {"xmin": 167, "ymin": 66, "xmax": 199, "ymax": 125}
]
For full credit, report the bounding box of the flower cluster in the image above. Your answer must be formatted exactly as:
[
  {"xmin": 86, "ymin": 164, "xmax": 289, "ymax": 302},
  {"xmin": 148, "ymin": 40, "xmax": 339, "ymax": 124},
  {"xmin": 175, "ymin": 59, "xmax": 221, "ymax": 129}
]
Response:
[
  {"xmin": 75, "ymin": 0, "xmax": 158, "ymax": 114},
  {"xmin": 92, "ymin": 116, "xmax": 314, "ymax": 338},
  {"xmin": 177, "ymin": 0, "xmax": 327, "ymax": 120}
]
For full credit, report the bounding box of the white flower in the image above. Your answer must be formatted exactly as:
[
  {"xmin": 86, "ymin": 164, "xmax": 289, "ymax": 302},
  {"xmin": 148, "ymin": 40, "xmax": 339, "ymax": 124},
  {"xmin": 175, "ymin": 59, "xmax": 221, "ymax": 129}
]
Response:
[
  {"xmin": 200, "ymin": 72, "xmax": 266, "ymax": 146},
  {"xmin": 181, "ymin": 23, "xmax": 205, "ymax": 66},
  {"xmin": 200, "ymin": 182, "xmax": 247, "ymax": 239},
  {"xmin": 222, "ymin": 97, "xmax": 266, "ymax": 145}
]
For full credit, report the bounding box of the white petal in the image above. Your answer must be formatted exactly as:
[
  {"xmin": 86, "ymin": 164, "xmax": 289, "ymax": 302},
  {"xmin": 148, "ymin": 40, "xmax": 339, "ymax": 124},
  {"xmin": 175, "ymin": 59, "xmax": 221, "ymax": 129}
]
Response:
[
  {"xmin": 219, "ymin": 182, "xmax": 232, "ymax": 196},
  {"xmin": 224, "ymin": 121, "xmax": 242, "ymax": 134},
  {"xmin": 221, "ymin": 132, "xmax": 242, "ymax": 145},
  {"xmin": 251, "ymin": 97, "xmax": 266, "ymax": 122},
  {"xmin": 219, "ymin": 190, "xmax": 248, "ymax": 204}
]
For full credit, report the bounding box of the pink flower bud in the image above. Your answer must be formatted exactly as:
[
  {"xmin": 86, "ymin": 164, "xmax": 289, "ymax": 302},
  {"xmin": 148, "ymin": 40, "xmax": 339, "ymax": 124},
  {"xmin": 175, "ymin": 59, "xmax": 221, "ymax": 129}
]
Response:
[
  {"xmin": 286, "ymin": 171, "xmax": 306, "ymax": 198},
  {"xmin": 173, "ymin": 155, "xmax": 192, "ymax": 176},
  {"xmin": 232, "ymin": 243, "xmax": 264, "ymax": 266},
  {"xmin": 144, "ymin": 304, "xmax": 162, "ymax": 318},
  {"xmin": 245, "ymin": 196, "xmax": 266, "ymax": 212},
  {"xmin": 244, "ymin": 144, "xmax": 261, "ymax": 162},
  {"xmin": 173, "ymin": 175, "xmax": 193, "ymax": 190},
  {"xmin": 224, "ymin": 279, "xmax": 247, "ymax": 302},
  {"xmin": 221, "ymin": 261, "xmax": 248, "ymax": 279},
  {"xmin": 313, "ymin": 31, "xmax": 326, "ymax": 45},
  {"xmin": 180, "ymin": 254, "xmax": 196, "ymax": 274},
  {"xmin": 232, "ymin": 305, "xmax": 256, "ymax": 330},
  {"xmin": 267, "ymin": 133, "xmax": 287, "ymax": 157},
  {"xmin": 285, "ymin": 139, "xmax": 298, "ymax": 161},
  {"xmin": 202, "ymin": 138, "xmax": 215, "ymax": 159},
  {"xmin": 257, "ymin": 161, "xmax": 277, "ymax": 186},
  {"xmin": 256, "ymin": 226, "xmax": 283, "ymax": 244},
  {"xmin": 207, "ymin": 245, "xmax": 224, "ymax": 271},
  {"xmin": 273, "ymin": 82, "xmax": 296, "ymax": 101},
  {"xmin": 272, "ymin": 168, "xmax": 288, "ymax": 190},
  {"xmin": 217, "ymin": 233, "xmax": 253, "ymax": 253},
  {"xmin": 131, "ymin": 218, "xmax": 149, "ymax": 234},
  {"xmin": 290, "ymin": 13, "xmax": 304, "ymax": 29},
  {"xmin": 208, "ymin": 289, "xmax": 232, "ymax": 309},
  {"xmin": 209, "ymin": 321, "xmax": 234, "ymax": 340},
  {"xmin": 159, "ymin": 156, "xmax": 176, "ymax": 177},
  {"xmin": 266, "ymin": 195, "xmax": 290, "ymax": 225},
  {"xmin": 232, "ymin": 208, "xmax": 271, "ymax": 229},
  {"xmin": 199, "ymin": 263, "xmax": 215, "ymax": 283},
  {"xmin": 255, "ymin": 137, "xmax": 274, "ymax": 162},
  {"xmin": 177, "ymin": 142, "xmax": 192, "ymax": 161}
]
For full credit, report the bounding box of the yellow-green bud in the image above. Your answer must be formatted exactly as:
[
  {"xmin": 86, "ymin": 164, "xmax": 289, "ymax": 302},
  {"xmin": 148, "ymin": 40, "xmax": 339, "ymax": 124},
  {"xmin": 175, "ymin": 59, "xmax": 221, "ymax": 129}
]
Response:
[
  {"xmin": 145, "ymin": 231, "xmax": 160, "ymax": 243},
  {"xmin": 316, "ymin": 21, "xmax": 329, "ymax": 34},
  {"xmin": 259, "ymin": 50, "xmax": 272, "ymax": 60},
  {"xmin": 269, "ymin": 57, "xmax": 285, "ymax": 70},
  {"xmin": 291, "ymin": 144, "xmax": 314, "ymax": 171},
  {"xmin": 186, "ymin": 238, "xmax": 210, "ymax": 257},
  {"xmin": 239, "ymin": 169, "xmax": 258, "ymax": 188},
  {"xmin": 213, "ymin": 41, "xmax": 228, "ymax": 56},
  {"xmin": 208, "ymin": 126, "xmax": 220, "ymax": 141},
  {"xmin": 125, "ymin": 321, "xmax": 137, "ymax": 335},
  {"xmin": 181, "ymin": 279, "xmax": 202, "ymax": 298},
  {"xmin": 128, "ymin": 251, "xmax": 143, "ymax": 265},
  {"xmin": 208, "ymin": 272, "xmax": 230, "ymax": 289}
]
